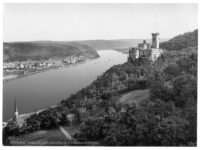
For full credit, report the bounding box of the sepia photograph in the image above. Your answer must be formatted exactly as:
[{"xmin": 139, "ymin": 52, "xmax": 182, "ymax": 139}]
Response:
[{"xmin": 2, "ymin": 2, "xmax": 198, "ymax": 146}]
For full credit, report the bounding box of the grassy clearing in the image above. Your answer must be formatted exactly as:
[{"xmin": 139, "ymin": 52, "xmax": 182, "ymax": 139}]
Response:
[{"xmin": 118, "ymin": 89, "xmax": 150, "ymax": 106}]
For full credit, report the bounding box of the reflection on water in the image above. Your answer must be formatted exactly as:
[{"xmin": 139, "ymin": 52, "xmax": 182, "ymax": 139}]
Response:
[{"xmin": 3, "ymin": 50, "xmax": 128, "ymax": 121}]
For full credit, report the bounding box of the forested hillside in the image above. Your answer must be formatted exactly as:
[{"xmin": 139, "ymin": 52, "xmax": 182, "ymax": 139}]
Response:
[
  {"xmin": 160, "ymin": 29, "xmax": 198, "ymax": 50},
  {"xmin": 4, "ymin": 30, "xmax": 198, "ymax": 146},
  {"xmin": 3, "ymin": 39, "xmax": 136, "ymax": 62},
  {"xmin": 3, "ymin": 42, "xmax": 99, "ymax": 62},
  {"xmin": 71, "ymin": 38, "xmax": 197, "ymax": 146}
]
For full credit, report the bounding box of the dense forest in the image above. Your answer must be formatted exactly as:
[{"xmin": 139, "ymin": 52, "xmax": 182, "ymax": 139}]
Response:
[
  {"xmin": 160, "ymin": 29, "xmax": 198, "ymax": 50},
  {"xmin": 3, "ymin": 29, "xmax": 198, "ymax": 146},
  {"xmin": 73, "ymin": 49, "xmax": 197, "ymax": 146}
]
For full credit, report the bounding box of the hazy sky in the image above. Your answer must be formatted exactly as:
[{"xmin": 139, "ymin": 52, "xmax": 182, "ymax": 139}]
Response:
[{"xmin": 4, "ymin": 3, "xmax": 198, "ymax": 42}]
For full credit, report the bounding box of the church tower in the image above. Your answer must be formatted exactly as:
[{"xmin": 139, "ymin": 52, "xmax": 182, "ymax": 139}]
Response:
[{"xmin": 13, "ymin": 98, "xmax": 19, "ymax": 121}]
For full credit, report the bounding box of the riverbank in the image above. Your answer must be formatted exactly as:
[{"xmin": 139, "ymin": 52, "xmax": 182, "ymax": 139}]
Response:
[
  {"xmin": 3, "ymin": 57, "xmax": 97, "ymax": 83},
  {"xmin": 4, "ymin": 104, "xmax": 58, "ymax": 127},
  {"xmin": 3, "ymin": 50, "xmax": 128, "ymax": 122},
  {"xmin": 114, "ymin": 48, "xmax": 129, "ymax": 54}
]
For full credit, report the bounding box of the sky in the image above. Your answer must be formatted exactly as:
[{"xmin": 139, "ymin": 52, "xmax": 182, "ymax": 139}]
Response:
[{"xmin": 3, "ymin": 3, "xmax": 198, "ymax": 42}]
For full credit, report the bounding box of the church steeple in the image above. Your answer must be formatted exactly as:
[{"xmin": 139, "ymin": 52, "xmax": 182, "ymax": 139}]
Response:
[{"xmin": 13, "ymin": 98, "xmax": 19, "ymax": 121}]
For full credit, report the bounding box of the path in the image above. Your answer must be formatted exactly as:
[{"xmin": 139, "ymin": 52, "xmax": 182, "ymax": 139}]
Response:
[{"xmin": 59, "ymin": 126, "xmax": 73, "ymax": 141}]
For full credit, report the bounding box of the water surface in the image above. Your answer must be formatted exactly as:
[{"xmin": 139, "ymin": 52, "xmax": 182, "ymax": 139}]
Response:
[{"xmin": 3, "ymin": 50, "xmax": 128, "ymax": 121}]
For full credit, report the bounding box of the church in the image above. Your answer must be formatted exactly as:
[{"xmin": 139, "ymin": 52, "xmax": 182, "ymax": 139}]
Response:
[
  {"xmin": 128, "ymin": 33, "xmax": 163, "ymax": 63},
  {"xmin": 3, "ymin": 98, "xmax": 25, "ymax": 128}
]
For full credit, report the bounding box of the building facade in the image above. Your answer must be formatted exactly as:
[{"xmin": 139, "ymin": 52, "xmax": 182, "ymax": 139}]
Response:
[{"xmin": 128, "ymin": 33, "xmax": 163, "ymax": 63}]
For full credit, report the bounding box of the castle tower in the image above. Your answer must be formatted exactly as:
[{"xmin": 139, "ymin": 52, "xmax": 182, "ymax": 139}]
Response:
[
  {"xmin": 13, "ymin": 98, "xmax": 19, "ymax": 121},
  {"xmin": 152, "ymin": 33, "xmax": 159, "ymax": 49}
]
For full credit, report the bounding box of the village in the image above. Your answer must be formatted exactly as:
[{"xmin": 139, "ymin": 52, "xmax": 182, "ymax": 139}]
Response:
[{"xmin": 3, "ymin": 55, "xmax": 87, "ymax": 81}]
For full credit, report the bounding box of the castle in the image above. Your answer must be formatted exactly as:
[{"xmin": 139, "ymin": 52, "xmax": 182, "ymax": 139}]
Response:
[{"xmin": 128, "ymin": 33, "xmax": 163, "ymax": 63}]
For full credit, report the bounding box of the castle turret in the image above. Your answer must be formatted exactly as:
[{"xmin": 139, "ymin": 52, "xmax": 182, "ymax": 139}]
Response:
[
  {"xmin": 13, "ymin": 98, "xmax": 19, "ymax": 121},
  {"xmin": 152, "ymin": 33, "xmax": 159, "ymax": 49}
]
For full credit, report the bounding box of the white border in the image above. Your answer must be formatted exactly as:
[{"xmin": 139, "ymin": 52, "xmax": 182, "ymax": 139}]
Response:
[{"xmin": 0, "ymin": 0, "xmax": 199, "ymax": 150}]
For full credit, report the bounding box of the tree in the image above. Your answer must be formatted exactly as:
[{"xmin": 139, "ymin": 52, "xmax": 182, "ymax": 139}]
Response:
[{"xmin": 164, "ymin": 63, "xmax": 181, "ymax": 77}]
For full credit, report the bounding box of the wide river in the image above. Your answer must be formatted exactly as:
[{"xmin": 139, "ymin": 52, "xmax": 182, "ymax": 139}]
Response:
[{"xmin": 3, "ymin": 50, "xmax": 128, "ymax": 121}]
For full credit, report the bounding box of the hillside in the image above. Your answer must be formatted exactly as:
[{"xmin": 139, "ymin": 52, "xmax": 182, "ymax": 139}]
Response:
[
  {"xmin": 160, "ymin": 29, "xmax": 198, "ymax": 50},
  {"xmin": 3, "ymin": 39, "xmax": 137, "ymax": 62},
  {"xmin": 77, "ymin": 39, "xmax": 136, "ymax": 50},
  {"xmin": 4, "ymin": 30, "xmax": 197, "ymax": 146},
  {"xmin": 3, "ymin": 42, "xmax": 99, "ymax": 62},
  {"xmin": 4, "ymin": 38, "xmax": 168, "ymax": 62}
]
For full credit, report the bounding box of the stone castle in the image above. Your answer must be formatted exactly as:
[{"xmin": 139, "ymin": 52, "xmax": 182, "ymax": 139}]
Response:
[{"xmin": 128, "ymin": 33, "xmax": 163, "ymax": 63}]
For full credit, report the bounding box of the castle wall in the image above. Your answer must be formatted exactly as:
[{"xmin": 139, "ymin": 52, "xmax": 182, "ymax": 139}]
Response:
[
  {"xmin": 138, "ymin": 43, "xmax": 151, "ymax": 50},
  {"xmin": 139, "ymin": 49, "xmax": 151, "ymax": 58},
  {"xmin": 150, "ymin": 48, "xmax": 163, "ymax": 62},
  {"xmin": 128, "ymin": 48, "xmax": 163, "ymax": 63},
  {"xmin": 135, "ymin": 49, "xmax": 139, "ymax": 59}
]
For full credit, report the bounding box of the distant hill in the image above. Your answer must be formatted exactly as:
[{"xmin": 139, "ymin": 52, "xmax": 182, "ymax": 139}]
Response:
[
  {"xmin": 78, "ymin": 39, "xmax": 168, "ymax": 50},
  {"xmin": 3, "ymin": 41, "xmax": 99, "ymax": 62},
  {"xmin": 4, "ymin": 38, "xmax": 169, "ymax": 62},
  {"xmin": 77, "ymin": 39, "xmax": 135, "ymax": 50},
  {"xmin": 3, "ymin": 39, "xmax": 138, "ymax": 62},
  {"xmin": 160, "ymin": 29, "xmax": 198, "ymax": 50}
]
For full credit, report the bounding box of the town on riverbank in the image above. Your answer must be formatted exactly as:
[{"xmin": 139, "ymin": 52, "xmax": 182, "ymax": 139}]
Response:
[{"xmin": 3, "ymin": 55, "xmax": 90, "ymax": 82}]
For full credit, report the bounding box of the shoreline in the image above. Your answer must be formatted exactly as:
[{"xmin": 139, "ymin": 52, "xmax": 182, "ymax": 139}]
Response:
[
  {"xmin": 3, "ymin": 57, "xmax": 98, "ymax": 83},
  {"xmin": 3, "ymin": 50, "xmax": 122, "ymax": 124},
  {"xmin": 4, "ymin": 104, "xmax": 58, "ymax": 125},
  {"xmin": 3, "ymin": 56, "xmax": 100, "ymax": 123}
]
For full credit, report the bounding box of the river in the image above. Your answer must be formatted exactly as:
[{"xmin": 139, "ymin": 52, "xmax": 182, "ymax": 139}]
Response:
[{"xmin": 3, "ymin": 50, "xmax": 128, "ymax": 121}]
